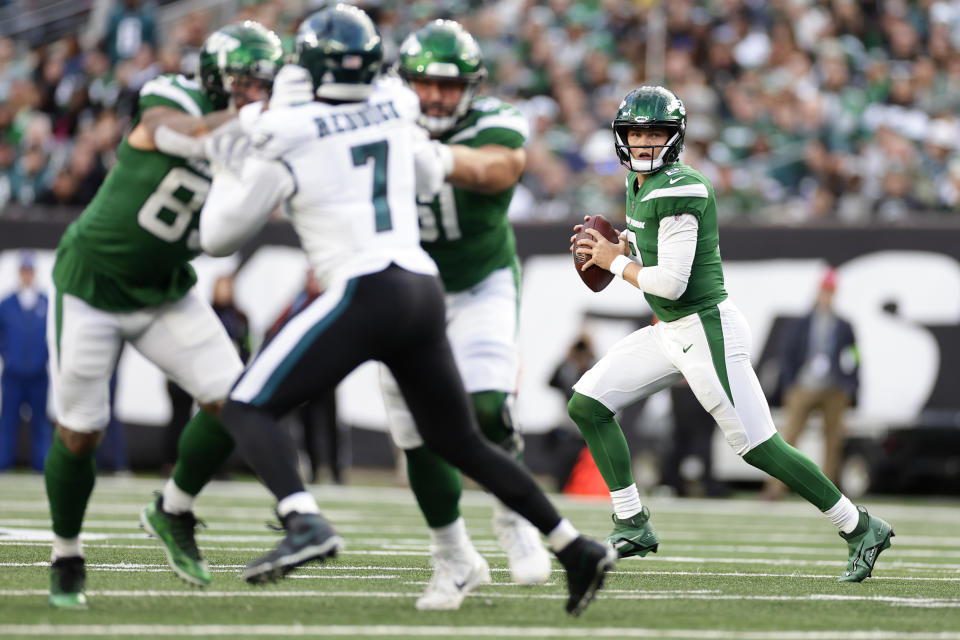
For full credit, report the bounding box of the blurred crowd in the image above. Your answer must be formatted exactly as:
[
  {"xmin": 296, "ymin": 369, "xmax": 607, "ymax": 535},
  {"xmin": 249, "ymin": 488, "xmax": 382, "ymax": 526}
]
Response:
[{"xmin": 2, "ymin": 0, "xmax": 960, "ymax": 224}]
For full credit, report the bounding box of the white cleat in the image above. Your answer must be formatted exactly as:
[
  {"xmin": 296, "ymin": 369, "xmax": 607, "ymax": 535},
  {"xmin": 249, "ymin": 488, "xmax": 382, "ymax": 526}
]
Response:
[
  {"xmin": 415, "ymin": 546, "xmax": 491, "ymax": 611},
  {"xmin": 493, "ymin": 509, "xmax": 553, "ymax": 585}
]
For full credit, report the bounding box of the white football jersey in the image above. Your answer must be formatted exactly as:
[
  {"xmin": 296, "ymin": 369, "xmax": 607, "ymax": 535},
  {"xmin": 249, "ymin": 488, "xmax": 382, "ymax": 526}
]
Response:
[{"xmin": 244, "ymin": 79, "xmax": 438, "ymax": 287}]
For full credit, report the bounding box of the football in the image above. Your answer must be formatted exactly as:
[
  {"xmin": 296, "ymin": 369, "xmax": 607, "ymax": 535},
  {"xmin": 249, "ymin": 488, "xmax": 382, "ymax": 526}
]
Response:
[{"xmin": 573, "ymin": 215, "xmax": 621, "ymax": 292}]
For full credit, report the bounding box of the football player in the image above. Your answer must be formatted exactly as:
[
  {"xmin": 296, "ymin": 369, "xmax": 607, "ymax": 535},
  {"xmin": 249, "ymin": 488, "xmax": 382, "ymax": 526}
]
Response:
[
  {"xmin": 45, "ymin": 22, "xmax": 283, "ymax": 609},
  {"xmin": 570, "ymin": 86, "xmax": 894, "ymax": 582},
  {"xmin": 376, "ymin": 19, "xmax": 551, "ymax": 609},
  {"xmin": 198, "ymin": 4, "xmax": 616, "ymax": 616}
]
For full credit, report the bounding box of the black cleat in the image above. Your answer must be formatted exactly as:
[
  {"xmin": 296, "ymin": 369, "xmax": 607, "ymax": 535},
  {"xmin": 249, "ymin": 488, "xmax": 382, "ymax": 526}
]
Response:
[
  {"xmin": 241, "ymin": 511, "xmax": 344, "ymax": 585},
  {"xmin": 556, "ymin": 536, "xmax": 617, "ymax": 616},
  {"xmin": 49, "ymin": 556, "xmax": 88, "ymax": 609}
]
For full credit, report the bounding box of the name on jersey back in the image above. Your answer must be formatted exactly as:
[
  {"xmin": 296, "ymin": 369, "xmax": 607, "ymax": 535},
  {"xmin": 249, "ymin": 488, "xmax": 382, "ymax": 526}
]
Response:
[{"xmin": 314, "ymin": 100, "xmax": 402, "ymax": 138}]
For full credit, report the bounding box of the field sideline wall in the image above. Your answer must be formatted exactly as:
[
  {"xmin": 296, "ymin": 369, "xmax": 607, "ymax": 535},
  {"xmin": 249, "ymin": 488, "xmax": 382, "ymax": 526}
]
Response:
[{"xmin": 1, "ymin": 218, "xmax": 959, "ymax": 474}]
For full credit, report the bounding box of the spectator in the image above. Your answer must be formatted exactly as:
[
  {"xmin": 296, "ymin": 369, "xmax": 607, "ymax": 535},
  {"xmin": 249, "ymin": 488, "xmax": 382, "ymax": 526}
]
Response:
[
  {"xmin": 0, "ymin": 252, "xmax": 51, "ymax": 472},
  {"xmin": 106, "ymin": 0, "xmax": 158, "ymax": 64},
  {"xmin": 763, "ymin": 267, "xmax": 858, "ymax": 500},
  {"xmin": 5, "ymin": 0, "xmax": 960, "ymax": 223}
]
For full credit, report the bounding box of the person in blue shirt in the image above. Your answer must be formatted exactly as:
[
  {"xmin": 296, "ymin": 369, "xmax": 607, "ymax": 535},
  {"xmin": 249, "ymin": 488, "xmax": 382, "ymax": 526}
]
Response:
[{"xmin": 0, "ymin": 252, "xmax": 51, "ymax": 471}]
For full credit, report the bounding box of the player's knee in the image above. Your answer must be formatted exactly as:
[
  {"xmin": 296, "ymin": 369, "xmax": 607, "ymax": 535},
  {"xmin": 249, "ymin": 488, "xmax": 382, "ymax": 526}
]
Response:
[
  {"xmin": 567, "ymin": 392, "xmax": 612, "ymax": 430},
  {"xmin": 56, "ymin": 425, "xmax": 102, "ymax": 456},
  {"xmin": 471, "ymin": 390, "xmax": 512, "ymax": 443},
  {"xmin": 198, "ymin": 400, "xmax": 224, "ymax": 418}
]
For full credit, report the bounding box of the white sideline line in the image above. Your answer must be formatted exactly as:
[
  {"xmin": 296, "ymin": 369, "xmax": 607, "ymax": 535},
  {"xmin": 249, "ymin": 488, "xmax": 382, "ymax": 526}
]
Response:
[
  {"xmin": 3, "ymin": 590, "xmax": 959, "ymax": 608},
  {"xmin": 2, "ymin": 626, "xmax": 960, "ymax": 639},
  {"xmin": 4, "ymin": 559, "xmax": 960, "ymax": 582}
]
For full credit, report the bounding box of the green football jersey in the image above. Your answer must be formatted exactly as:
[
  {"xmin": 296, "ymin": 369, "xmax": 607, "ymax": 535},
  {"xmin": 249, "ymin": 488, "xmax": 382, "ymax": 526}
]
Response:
[
  {"xmin": 623, "ymin": 162, "xmax": 727, "ymax": 322},
  {"xmin": 53, "ymin": 74, "xmax": 216, "ymax": 311},
  {"xmin": 418, "ymin": 96, "xmax": 527, "ymax": 292}
]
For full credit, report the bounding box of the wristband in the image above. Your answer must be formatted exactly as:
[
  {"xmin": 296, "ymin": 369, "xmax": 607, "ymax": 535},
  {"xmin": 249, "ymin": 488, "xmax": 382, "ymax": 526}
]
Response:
[
  {"xmin": 609, "ymin": 254, "xmax": 632, "ymax": 279},
  {"xmin": 435, "ymin": 143, "xmax": 455, "ymax": 177}
]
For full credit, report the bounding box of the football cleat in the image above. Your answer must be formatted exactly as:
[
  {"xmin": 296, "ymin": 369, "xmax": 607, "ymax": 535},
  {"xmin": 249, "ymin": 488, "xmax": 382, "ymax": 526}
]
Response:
[
  {"xmin": 49, "ymin": 556, "xmax": 88, "ymax": 609},
  {"xmin": 605, "ymin": 506, "xmax": 660, "ymax": 558},
  {"xmin": 493, "ymin": 508, "xmax": 552, "ymax": 585},
  {"xmin": 241, "ymin": 511, "xmax": 344, "ymax": 584},
  {"xmin": 140, "ymin": 494, "xmax": 211, "ymax": 587},
  {"xmin": 556, "ymin": 536, "xmax": 617, "ymax": 616},
  {"xmin": 839, "ymin": 505, "xmax": 894, "ymax": 583},
  {"xmin": 416, "ymin": 545, "xmax": 491, "ymax": 611}
]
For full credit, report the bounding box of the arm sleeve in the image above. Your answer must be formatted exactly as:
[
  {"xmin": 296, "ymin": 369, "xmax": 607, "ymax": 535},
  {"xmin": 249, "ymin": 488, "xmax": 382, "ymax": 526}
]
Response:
[
  {"xmin": 635, "ymin": 213, "xmax": 698, "ymax": 300},
  {"xmin": 200, "ymin": 156, "xmax": 295, "ymax": 257}
]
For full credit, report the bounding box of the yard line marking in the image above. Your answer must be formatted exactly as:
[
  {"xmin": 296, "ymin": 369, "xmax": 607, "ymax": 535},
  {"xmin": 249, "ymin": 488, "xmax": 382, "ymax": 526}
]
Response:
[
  {"xmin": 3, "ymin": 624, "xmax": 960, "ymax": 639},
  {"xmin": 2, "ymin": 590, "xmax": 959, "ymax": 608},
  {"xmin": 4, "ymin": 520, "xmax": 960, "ymax": 549}
]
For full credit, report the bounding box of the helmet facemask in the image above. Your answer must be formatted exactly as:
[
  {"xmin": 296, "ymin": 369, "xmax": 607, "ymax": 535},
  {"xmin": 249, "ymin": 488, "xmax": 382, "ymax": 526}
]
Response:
[
  {"xmin": 401, "ymin": 72, "xmax": 483, "ymax": 136},
  {"xmin": 613, "ymin": 124, "xmax": 683, "ymax": 174},
  {"xmin": 198, "ymin": 22, "xmax": 283, "ymax": 110}
]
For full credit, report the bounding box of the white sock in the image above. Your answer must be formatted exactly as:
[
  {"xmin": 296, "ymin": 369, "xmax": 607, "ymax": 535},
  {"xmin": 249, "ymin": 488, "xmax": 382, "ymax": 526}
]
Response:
[
  {"xmin": 52, "ymin": 536, "xmax": 82, "ymax": 560},
  {"xmin": 547, "ymin": 518, "xmax": 579, "ymax": 552},
  {"xmin": 610, "ymin": 485, "xmax": 643, "ymax": 520},
  {"xmin": 161, "ymin": 479, "xmax": 195, "ymax": 515},
  {"xmin": 430, "ymin": 517, "xmax": 470, "ymax": 551},
  {"xmin": 277, "ymin": 491, "xmax": 320, "ymax": 518},
  {"xmin": 824, "ymin": 495, "xmax": 861, "ymax": 534}
]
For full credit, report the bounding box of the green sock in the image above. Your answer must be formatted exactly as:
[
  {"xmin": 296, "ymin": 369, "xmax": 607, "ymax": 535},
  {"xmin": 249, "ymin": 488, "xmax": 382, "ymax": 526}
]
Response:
[
  {"xmin": 568, "ymin": 392, "xmax": 635, "ymax": 490},
  {"xmin": 471, "ymin": 390, "xmax": 523, "ymax": 458},
  {"xmin": 172, "ymin": 409, "xmax": 235, "ymax": 496},
  {"xmin": 405, "ymin": 446, "xmax": 461, "ymax": 528},
  {"xmin": 44, "ymin": 433, "xmax": 96, "ymax": 539},
  {"xmin": 743, "ymin": 433, "xmax": 842, "ymax": 511}
]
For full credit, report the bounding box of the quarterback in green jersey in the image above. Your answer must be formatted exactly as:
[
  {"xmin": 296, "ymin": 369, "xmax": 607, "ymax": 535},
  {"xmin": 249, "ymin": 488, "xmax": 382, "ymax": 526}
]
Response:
[
  {"xmin": 570, "ymin": 85, "xmax": 894, "ymax": 582},
  {"xmin": 377, "ymin": 19, "xmax": 551, "ymax": 609},
  {"xmin": 45, "ymin": 22, "xmax": 283, "ymax": 609}
]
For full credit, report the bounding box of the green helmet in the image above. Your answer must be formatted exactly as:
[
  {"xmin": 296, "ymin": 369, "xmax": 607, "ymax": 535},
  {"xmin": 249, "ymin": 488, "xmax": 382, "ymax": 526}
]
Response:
[
  {"xmin": 198, "ymin": 21, "xmax": 284, "ymax": 110},
  {"xmin": 397, "ymin": 19, "xmax": 486, "ymax": 135},
  {"xmin": 294, "ymin": 4, "xmax": 382, "ymax": 102},
  {"xmin": 612, "ymin": 86, "xmax": 686, "ymax": 174}
]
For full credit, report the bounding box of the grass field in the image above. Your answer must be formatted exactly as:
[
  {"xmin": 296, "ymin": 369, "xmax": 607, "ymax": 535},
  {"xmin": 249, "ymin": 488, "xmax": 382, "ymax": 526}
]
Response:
[{"xmin": 1, "ymin": 473, "xmax": 958, "ymax": 640}]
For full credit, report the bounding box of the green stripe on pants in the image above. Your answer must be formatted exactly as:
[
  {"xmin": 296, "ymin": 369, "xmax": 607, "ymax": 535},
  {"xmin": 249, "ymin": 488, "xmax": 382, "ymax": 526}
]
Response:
[{"xmin": 697, "ymin": 305, "xmax": 733, "ymax": 406}]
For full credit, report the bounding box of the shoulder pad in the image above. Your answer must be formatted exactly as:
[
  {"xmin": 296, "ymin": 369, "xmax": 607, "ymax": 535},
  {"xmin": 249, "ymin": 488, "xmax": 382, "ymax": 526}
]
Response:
[
  {"xmin": 140, "ymin": 74, "xmax": 205, "ymax": 116},
  {"xmin": 369, "ymin": 79, "xmax": 420, "ymax": 122},
  {"xmin": 247, "ymin": 104, "xmax": 318, "ymax": 160},
  {"xmin": 448, "ymin": 98, "xmax": 529, "ymax": 144}
]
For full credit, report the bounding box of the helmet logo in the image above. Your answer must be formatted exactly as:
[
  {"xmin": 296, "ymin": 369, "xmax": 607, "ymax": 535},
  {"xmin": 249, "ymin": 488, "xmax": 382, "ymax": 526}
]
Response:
[
  {"xmin": 204, "ymin": 32, "xmax": 241, "ymax": 71},
  {"xmin": 424, "ymin": 62, "xmax": 460, "ymax": 77}
]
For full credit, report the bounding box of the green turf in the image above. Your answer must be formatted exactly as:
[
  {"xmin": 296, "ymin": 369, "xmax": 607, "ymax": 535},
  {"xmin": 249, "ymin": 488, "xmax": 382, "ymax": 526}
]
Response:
[{"xmin": 1, "ymin": 473, "xmax": 958, "ymax": 639}]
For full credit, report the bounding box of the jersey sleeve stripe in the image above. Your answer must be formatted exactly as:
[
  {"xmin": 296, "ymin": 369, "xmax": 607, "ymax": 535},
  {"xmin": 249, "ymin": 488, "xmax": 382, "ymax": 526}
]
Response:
[
  {"xmin": 640, "ymin": 183, "xmax": 709, "ymax": 202},
  {"xmin": 447, "ymin": 114, "xmax": 530, "ymax": 144},
  {"xmin": 140, "ymin": 80, "xmax": 203, "ymax": 117}
]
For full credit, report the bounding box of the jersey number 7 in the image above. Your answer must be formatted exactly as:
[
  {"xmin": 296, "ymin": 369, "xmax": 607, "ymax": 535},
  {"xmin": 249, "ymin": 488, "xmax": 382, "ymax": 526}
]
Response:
[{"xmin": 351, "ymin": 140, "xmax": 392, "ymax": 233}]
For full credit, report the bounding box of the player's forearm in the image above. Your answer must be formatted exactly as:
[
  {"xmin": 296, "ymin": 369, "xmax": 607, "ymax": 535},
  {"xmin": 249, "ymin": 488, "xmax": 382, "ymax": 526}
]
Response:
[
  {"xmin": 200, "ymin": 158, "xmax": 292, "ymax": 256},
  {"xmin": 131, "ymin": 108, "xmax": 237, "ymax": 154},
  {"xmin": 447, "ymin": 145, "xmax": 525, "ymax": 194},
  {"xmin": 141, "ymin": 107, "xmax": 233, "ymax": 138},
  {"xmin": 616, "ymin": 215, "xmax": 697, "ymax": 300}
]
